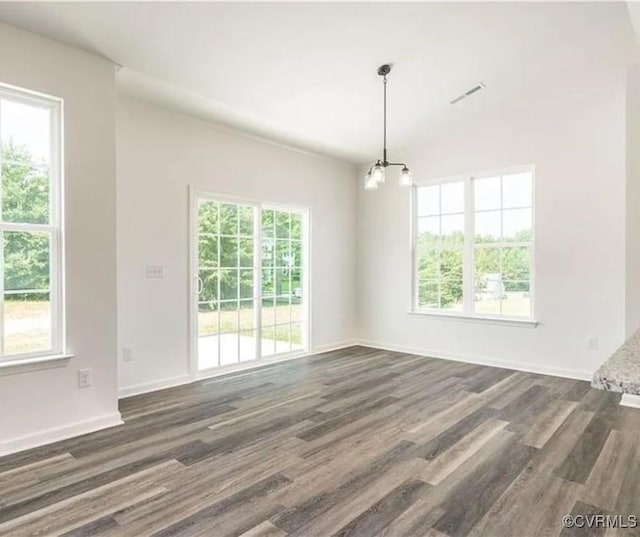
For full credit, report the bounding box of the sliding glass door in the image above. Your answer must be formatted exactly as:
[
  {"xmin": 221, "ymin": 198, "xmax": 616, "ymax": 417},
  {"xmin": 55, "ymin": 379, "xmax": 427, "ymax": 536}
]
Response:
[{"xmin": 192, "ymin": 191, "xmax": 308, "ymax": 372}]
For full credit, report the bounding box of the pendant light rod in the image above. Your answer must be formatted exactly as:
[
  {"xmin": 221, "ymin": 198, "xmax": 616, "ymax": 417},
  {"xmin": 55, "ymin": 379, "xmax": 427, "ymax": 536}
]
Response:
[
  {"xmin": 365, "ymin": 63, "xmax": 413, "ymax": 190},
  {"xmin": 383, "ymin": 73, "xmax": 387, "ymax": 165}
]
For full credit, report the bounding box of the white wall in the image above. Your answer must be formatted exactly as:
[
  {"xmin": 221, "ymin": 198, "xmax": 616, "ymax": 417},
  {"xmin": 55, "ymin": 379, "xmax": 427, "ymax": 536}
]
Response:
[
  {"xmin": 116, "ymin": 97, "xmax": 357, "ymax": 395},
  {"xmin": 627, "ymin": 62, "xmax": 640, "ymax": 337},
  {"xmin": 357, "ymin": 75, "xmax": 627, "ymax": 379},
  {"xmin": 0, "ymin": 22, "xmax": 119, "ymax": 455}
]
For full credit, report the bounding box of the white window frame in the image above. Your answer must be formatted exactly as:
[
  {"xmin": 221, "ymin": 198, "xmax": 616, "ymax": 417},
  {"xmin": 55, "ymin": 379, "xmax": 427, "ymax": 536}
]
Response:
[
  {"xmin": 189, "ymin": 188, "xmax": 311, "ymax": 379},
  {"xmin": 411, "ymin": 165, "xmax": 536, "ymax": 325},
  {"xmin": 0, "ymin": 83, "xmax": 64, "ymax": 363}
]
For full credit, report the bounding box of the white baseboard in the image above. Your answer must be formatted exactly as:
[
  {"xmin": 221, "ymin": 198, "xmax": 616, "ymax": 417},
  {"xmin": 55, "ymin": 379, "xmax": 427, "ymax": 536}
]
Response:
[
  {"xmin": 118, "ymin": 340, "xmax": 358, "ymax": 399},
  {"xmin": 357, "ymin": 339, "xmax": 593, "ymax": 382},
  {"xmin": 620, "ymin": 394, "xmax": 640, "ymax": 408},
  {"xmin": 0, "ymin": 412, "xmax": 123, "ymax": 458},
  {"xmin": 118, "ymin": 374, "xmax": 192, "ymax": 399}
]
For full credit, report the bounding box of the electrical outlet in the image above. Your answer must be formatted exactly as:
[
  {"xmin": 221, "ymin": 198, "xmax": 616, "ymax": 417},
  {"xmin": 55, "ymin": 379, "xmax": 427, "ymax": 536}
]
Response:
[
  {"xmin": 78, "ymin": 369, "xmax": 92, "ymax": 388},
  {"xmin": 122, "ymin": 347, "xmax": 134, "ymax": 362},
  {"xmin": 587, "ymin": 337, "xmax": 599, "ymax": 351},
  {"xmin": 146, "ymin": 265, "xmax": 164, "ymax": 279}
]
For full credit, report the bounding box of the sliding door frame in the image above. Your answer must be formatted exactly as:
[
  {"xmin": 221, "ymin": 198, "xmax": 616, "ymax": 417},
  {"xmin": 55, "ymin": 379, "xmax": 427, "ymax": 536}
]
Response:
[{"xmin": 188, "ymin": 187, "xmax": 312, "ymax": 381}]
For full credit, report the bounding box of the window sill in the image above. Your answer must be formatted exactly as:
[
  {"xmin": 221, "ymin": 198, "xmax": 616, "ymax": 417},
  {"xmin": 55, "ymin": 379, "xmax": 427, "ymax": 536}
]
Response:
[
  {"xmin": 0, "ymin": 353, "xmax": 73, "ymax": 377},
  {"xmin": 408, "ymin": 310, "xmax": 538, "ymax": 328}
]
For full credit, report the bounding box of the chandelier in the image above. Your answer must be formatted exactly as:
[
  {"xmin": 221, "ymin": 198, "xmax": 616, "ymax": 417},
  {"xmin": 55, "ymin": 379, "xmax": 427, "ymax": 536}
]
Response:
[{"xmin": 364, "ymin": 64, "xmax": 413, "ymax": 190}]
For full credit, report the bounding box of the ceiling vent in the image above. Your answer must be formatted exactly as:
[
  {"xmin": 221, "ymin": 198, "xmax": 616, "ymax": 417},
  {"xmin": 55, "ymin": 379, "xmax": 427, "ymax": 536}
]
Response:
[{"xmin": 449, "ymin": 82, "xmax": 486, "ymax": 105}]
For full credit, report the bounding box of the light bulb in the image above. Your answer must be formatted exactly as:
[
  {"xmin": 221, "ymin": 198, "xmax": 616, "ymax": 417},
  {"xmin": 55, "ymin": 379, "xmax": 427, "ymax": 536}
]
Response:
[
  {"xmin": 398, "ymin": 167, "xmax": 413, "ymax": 187},
  {"xmin": 371, "ymin": 164, "xmax": 385, "ymax": 185},
  {"xmin": 364, "ymin": 172, "xmax": 378, "ymax": 190}
]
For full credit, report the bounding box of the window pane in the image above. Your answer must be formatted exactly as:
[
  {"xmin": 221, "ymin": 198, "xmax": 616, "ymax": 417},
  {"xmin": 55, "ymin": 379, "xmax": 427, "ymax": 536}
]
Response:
[
  {"xmin": 441, "ymin": 182, "xmax": 464, "ymax": 214},
  {"xmin": 261, "ymin": 298, "xmax": 276, "ymax": 327},
  {"xmin": 5, "ymin": 294, "xmax": 51, "ymax": 355},
  {"xmin": 239, "ymin": 238, "xmax": 254, "ymax": 267},
  {"xmin": 503, "ymin": 281, "xmax": 531, "ymax": 316},
  {"xmin": 261, "ymin": 268, "xmax": 275, "ymax": 298},
  {"xmin": 474, "ymin": 176, "xmax": 500, "ymax": 210},
  {"xmin": 219, "ymin": 204, "xmax": 238, "ymax": 236},
  {"xmin": 219, "ymin": 332, "xmax": 239, "ymax": 366},
  {"xmin": 198, "ymin": 200, "xmax": 219, "ymax": 234},
  {"xmin": 239, "ymin": 300, "xmax": 255, "ymax": 330},
  {"xmin": 219, "ymin": 237, "xmax": 238, "ymax": 267},
  {"xmin": 503, "ymin": 172, "xmax": 532, "ymax": 208},
  {"xmin": 4, "ymin": 231, "xmax": 50, "ymax": 293},
  {"xmin": 502, "ymin": 247, "xmax": 531, "ymax": 282},
  {"xmin": 276, "ymin": 268, "xmax": 291, "ymax": 296},
  {"xmin": 198, "ymin": 268, "xmax": 218, "ymax": 304},
  {"xmin": 276, "ymin": 239, "xmax": 290, "ymax": 267},
  {"xmin": 441, "ymin": 214, "xmax": 464, "ymax": 245},
  {"xmin": 2, "ymin": 161, "xmax": 49, "ymax": 224},
  {"xmin": 291, "ymin": 323, "xmax": 304, "ymax": 349},
  {"xmin": 419, "ymin": 280, "xmax": 439, "ymax": 308},
  {"xmin": 417, "ymin": 248, "xmax": 438, "ymax": 280},
  {"xmin": 290, "ymin": 213, "xmax": 303, "ymax": 241},
  {"xmin": 291, "ymin": 269, "xmax": 302, "ymax": 304},
  {"xmin": 220, "ymin": 269, "xmax": 238, "ymax": 300},
  {"xmin": 1, "ymin": 99, "xmax": 51, "ymax": 164},
  {"xmin": 475, "ymin": 211, "xmax": 501, "ymax": 243},
  {"xmin": 291, "ymin": 240, "xmax": 302, "ymax": 267},
  {"xmin": 198, "ymin": 300, "xmax": 219, "ymax": 336},
  {"xmin": 239, "ymin": 269, "xmax": 253, "ymax": 299},
  {"xmin": 261, "ymin": 332, "xmax": 276, "ymax": 357},
  {"xmin": 440, "ymin": 281, "xmax": 463, "ymax": 311},
  {"xmin": 261, "ymin": 239, "xmax": 274, "ymax": 268},
  {"xmin": 474, "ymin": 247, "xmax": 502, "ymax": 314},
  {"xmin": 198, "ymin": 333, "xmax": 219, "ymax": 370},
  {"xmin": 198, "ymin": 235, "xmax": 218, "ymax": 268},
  {"xmin": 291, "ymin": 301, "xmax": 304, "ymax": 323},
  {"xmin": 275, "ymin": 211, "xmax": 290, "ymax": 239},
  {"xmin": 219, "ymin": 302, "xmax": 239, "ymax": 333},
  {"xmin": 417, "ymin": 185, "xmax": 439, "ymax": 216},
  {"xmin": 440, "ymin": 249, "xmax": 463, "ymax": 282},
  {"xmin": 262, "ymin": 209, "xmax": 275, "ymax": 238},
  {"xmin": 238, "ymin": 206, "xmax": 254, "ymax": 236},
  {"xmin": 418, "ymin": 216, "xmax": 440, "ymax": 245},
  {"xmin": 239, "ymin": 330, "xmax": 257, "ymax": 362},
  {"xmin": 265, "ymin": 324, "xmax": 291, "ymax": 354},
  {"xmin": 275, "ymin": 299, "xmax": 291, "ymax": 325},
  {"xmin": 503, "ymin": 209, "xmax": 532, "ymax": 242}
]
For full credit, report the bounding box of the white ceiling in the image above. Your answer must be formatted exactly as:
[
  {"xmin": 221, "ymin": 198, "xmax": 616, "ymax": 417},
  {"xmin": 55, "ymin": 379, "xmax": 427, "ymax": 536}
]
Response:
[{"xmin": 0, "ymin": 2, "xmax": 635, "ymax": 163}]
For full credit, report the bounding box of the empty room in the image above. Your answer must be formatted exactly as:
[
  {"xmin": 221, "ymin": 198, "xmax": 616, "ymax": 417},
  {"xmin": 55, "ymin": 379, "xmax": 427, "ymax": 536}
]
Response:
[{"xmin": 0, "ymin": 1, "xmax": 639, "ymax": 536}]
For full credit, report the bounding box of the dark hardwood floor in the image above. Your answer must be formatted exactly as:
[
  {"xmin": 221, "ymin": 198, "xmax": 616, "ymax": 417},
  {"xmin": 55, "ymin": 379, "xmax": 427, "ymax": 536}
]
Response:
[{"xmin": 1, "ymin": 346, "xmax": 639, "ymax": 536}]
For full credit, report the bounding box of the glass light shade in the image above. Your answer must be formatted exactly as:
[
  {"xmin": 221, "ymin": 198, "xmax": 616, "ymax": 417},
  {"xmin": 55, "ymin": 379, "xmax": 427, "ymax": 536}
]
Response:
[
  {"xmin": 398, "ymin": 167, "xmax": 413, "ymax": 187},
  {"xmin": 371, "ymin": 164, "xmax": 385, "ymax": 184},
  {"xmin": 364, "ymin": 172, "xmax": 378, "ymax": 190}
]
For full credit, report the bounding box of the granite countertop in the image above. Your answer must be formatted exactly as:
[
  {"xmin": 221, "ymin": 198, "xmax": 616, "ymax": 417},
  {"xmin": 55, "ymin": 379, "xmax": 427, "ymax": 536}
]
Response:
[{"xmin": 592, "ymin": 328, "xmax": 640, "ymax": 395}]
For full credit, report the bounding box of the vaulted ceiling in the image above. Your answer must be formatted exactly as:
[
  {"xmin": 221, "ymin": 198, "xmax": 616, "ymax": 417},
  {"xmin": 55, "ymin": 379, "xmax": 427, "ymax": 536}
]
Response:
[{"xmin": 0, "ymin": 2, "xmax": 635, "ymax": 163}]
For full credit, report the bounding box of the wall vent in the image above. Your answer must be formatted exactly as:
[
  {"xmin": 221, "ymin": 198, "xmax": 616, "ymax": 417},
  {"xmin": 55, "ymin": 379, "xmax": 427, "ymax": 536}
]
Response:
[{"xmin": 449, "ymin": 82, "xmax": 486, "ymax": 105}]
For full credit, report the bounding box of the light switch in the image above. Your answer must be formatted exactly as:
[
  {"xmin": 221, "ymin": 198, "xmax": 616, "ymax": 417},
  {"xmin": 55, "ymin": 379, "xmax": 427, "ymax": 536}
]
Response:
[{"xmin": 146, "ymin": 265, "xmax": 164, "ymax": 279}]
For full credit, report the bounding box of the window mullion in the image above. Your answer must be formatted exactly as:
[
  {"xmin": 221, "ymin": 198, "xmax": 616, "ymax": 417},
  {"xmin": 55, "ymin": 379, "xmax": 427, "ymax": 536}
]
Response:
[{"xmin": 463, "ymin": 177, "xmax": 474, "ymax": 315}]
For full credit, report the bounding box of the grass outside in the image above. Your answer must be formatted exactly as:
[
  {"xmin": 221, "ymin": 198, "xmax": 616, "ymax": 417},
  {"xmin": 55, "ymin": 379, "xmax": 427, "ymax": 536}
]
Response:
[
  {"xmin": 198, "ymin": 303, "xmax": 304, "ymax": 344},
  {"xmin": 4, "ymin": 299, "xmax": 51, "ymax": 355}
]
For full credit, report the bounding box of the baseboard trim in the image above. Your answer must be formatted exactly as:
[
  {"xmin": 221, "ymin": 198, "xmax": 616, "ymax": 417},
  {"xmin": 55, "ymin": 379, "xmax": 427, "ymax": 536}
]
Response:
[
  {"xmin": 118, "ymin": 374, "xmax": 192, "ymax": 399},
  {"xmin": 620, "ymin": 393, "xmax": 640, "ymax": 408},
  {"xmin": 356, "ymin": 339, "xmax": 593, "ymax": 382},
  {"xmin": 0, "ymin": 412, "xmax": 123, "ymax": 457},
  {"xmin": 118, "ymin": 340, "xmax": 358, "ymax": 399}
]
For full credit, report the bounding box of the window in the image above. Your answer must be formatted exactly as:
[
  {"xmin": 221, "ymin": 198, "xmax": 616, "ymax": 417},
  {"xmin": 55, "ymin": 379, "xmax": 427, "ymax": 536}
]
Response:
[
  {"xmin": 0, "ymin": 85, "xmax": 62, "ymax": 360},
  {"xmin": 193, "ymin": 192, "xmax": 308, "ymax": 371},
  {"xmin": 413, "ymin": 167, "xmax": 534, "ymax": 320}
]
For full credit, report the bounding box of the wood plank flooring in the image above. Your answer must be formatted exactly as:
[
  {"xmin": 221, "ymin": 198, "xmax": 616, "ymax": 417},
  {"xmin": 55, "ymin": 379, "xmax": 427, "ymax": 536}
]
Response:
[{"xmin": 1, "ymin": 346, "xmax": 640, "ymax": 536}]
